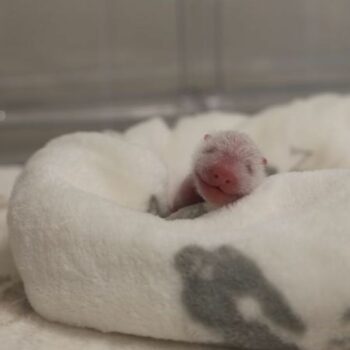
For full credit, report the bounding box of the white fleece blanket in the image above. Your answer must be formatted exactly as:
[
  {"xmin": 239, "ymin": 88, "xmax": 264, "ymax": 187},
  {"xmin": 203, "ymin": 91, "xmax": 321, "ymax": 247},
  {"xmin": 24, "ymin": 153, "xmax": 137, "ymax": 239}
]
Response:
[
  {"xmin": 0, "ymin": 169, "xmax": 226, "ymax": 350},
  {"xmin": 8, "ymin": 94, "xmax": 350, "ymax": 350}
]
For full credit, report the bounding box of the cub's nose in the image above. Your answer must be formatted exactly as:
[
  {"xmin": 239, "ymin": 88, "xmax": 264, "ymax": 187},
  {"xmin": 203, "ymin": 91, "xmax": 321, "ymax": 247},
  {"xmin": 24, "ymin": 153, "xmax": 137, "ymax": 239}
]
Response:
[{"xmin": 205, "ymin": 163, "xmax": 237, "ymax": 189}]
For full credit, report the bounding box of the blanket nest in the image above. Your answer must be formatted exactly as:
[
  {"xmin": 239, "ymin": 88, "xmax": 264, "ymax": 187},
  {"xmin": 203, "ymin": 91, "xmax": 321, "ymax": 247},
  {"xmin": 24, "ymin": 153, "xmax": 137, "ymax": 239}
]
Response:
[{"xmin": 8, "ymin": 94, "xmax": 350, "ymax": 350}]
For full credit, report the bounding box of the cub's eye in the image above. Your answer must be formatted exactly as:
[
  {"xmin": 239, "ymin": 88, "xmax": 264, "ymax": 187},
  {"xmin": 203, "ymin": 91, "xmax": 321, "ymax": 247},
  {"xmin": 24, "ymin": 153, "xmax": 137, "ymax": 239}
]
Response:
[
  {"xmin": 246, "ymin": 163, "xmax": 253, "ymax": 175},
  {"xmin": 204, "ymin": 147, "xmax": 217, "ymax": 154}
]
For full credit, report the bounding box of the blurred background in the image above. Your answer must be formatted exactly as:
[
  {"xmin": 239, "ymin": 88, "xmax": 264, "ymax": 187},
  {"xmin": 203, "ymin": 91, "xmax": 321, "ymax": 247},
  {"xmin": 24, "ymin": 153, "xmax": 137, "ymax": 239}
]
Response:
[{"xmin": 1, "ymin": 0, "xmax": 350, "ymax": 163}]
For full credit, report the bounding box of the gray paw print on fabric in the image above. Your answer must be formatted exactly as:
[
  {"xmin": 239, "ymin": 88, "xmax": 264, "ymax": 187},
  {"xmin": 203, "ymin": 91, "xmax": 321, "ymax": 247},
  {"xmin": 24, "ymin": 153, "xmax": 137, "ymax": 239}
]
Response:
[
  {"xmin": 175, "ymin": 245, "xmax": 305, "ymax": 350},
  {"xmin": 265, "ymin": 147, "xmax": 314, "ymax": 175},
  {"xmin": 289, "ymin": 147, "xmax": 313, "ymax": 171}
]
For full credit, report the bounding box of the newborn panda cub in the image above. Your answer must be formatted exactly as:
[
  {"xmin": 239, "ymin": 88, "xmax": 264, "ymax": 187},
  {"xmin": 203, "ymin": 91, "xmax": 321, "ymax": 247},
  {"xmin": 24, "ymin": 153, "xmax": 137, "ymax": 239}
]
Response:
[{"xmin": 168, "ymin": 131, "xmax": 267, "ymax": 219}]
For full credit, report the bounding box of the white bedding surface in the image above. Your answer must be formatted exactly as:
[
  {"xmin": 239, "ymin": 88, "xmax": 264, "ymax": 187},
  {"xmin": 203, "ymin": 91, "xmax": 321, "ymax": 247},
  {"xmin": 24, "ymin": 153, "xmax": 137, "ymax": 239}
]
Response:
[
  {"xmin": 5, "ymin": 94, "xmax": 350, "ymax": 350},
  {"xmin": 0, "ymin": 166, "xmax": 226, "ymax": 350}
]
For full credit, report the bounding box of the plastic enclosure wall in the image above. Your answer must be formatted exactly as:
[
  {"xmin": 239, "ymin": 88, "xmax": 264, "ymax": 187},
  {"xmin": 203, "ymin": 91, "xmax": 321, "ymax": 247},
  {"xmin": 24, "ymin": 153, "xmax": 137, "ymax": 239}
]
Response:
[{"xmin": 1, "ymin": 0, "xmax": 350, "ymax": 163}]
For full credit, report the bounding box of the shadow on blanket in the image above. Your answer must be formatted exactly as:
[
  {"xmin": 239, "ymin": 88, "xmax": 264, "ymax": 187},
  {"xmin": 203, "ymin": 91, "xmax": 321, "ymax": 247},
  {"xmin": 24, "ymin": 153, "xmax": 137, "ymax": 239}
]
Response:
[{"xmin": 0, "ymin": 277, "xmax": 32, "ymax": 326}]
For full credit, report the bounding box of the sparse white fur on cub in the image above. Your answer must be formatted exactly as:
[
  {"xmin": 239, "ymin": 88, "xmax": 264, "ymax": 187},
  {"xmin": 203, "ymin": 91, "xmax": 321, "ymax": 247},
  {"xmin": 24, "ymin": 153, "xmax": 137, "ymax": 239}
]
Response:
[{"xmin": 172, "ymin": 131, "xmax": 267, "ymax": 212}]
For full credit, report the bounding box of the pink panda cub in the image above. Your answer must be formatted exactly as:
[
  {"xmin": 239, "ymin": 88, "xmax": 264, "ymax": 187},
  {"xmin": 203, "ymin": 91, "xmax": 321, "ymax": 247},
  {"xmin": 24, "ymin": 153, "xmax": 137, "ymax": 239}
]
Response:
[{"xmin": 171, "ymin": 130, "xmax": 267, "ymax": 218}]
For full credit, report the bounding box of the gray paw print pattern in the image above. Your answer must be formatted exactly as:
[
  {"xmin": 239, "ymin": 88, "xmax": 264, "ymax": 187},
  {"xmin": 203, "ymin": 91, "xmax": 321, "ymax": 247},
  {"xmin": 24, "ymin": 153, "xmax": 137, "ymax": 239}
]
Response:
[
  {"xmin": 175, "ymin": 245, "xmax": 305, "ymax": 350},
  {"xmin": 265, "ymin": 146, "xmax": 314, "ymax": 175}
]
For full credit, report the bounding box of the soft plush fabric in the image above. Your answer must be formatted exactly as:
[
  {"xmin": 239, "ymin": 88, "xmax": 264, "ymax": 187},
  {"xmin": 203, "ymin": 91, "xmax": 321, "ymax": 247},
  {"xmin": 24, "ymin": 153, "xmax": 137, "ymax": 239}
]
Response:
[
  {"xmin": 0, "ymin": 167, "xmax": 224, "ymax": 350},
  {"xmin": 8, "ymin": 94, "xmax": 350, "ymax": 350}
]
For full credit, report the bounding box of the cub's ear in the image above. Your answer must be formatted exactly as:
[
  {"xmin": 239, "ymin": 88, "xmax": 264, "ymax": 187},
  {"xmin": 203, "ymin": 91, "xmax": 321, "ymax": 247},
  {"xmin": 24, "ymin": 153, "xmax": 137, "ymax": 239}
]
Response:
[
  {"xmin": 204, "ymin": 134, "xmax": 211, "ymax": 141},
  {"xmin": 262, "ymin": 158, "xmax": 267, "ymax": 165}
]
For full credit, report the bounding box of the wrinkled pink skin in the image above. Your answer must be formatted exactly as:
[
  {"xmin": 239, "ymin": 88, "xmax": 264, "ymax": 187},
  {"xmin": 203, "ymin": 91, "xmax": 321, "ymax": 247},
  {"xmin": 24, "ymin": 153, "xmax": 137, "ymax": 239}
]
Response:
[{"xmin": 172, "ymin": 131, "xmax": 267, "ymax": 212}]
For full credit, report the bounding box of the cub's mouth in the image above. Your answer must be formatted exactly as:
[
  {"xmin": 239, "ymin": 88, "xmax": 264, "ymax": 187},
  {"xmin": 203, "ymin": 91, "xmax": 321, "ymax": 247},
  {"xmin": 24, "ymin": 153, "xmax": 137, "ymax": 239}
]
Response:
[{"xmin": 194, "ymin": 172, "xmax": 243, "ymax": 205}]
